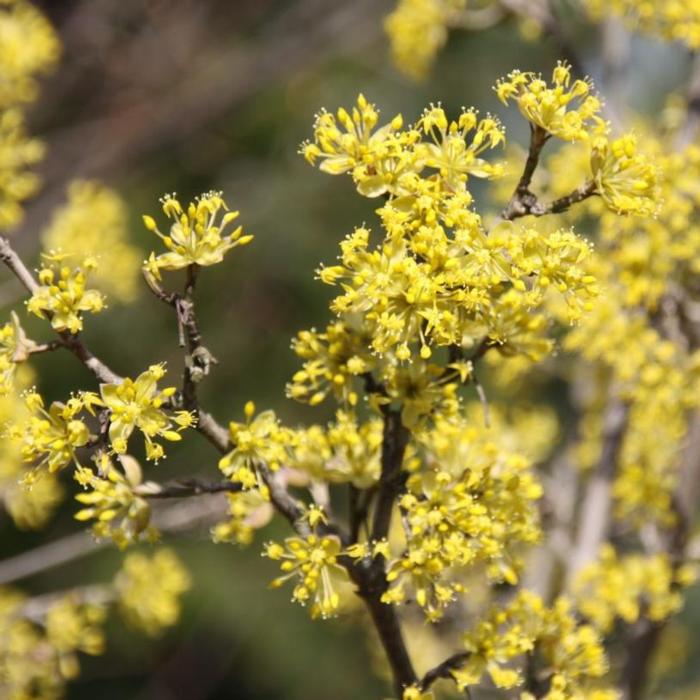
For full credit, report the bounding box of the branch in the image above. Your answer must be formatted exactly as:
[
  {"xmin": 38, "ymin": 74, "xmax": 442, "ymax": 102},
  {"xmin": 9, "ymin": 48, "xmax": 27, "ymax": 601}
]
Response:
[
  {"xmin": 349, "ymin": 558, "xmax": 417, "ymax": 694},
  {"xmin": 19, "ymin": 584, "xmax": 115, "ymax": 623},
  {"xmin": 371, "ymin": 409, "xmax": 410, "ymax": 543},
  {"xmin": 0, "ymin": 496, "xmax": 229, "ymax": 586},
  {"xmin": 418, "ymin": 651, "xmax": 470, "ymax": 692},
  {"xmin": 566, "ymin": 396, "xmax": 628, "ymax": 584}
]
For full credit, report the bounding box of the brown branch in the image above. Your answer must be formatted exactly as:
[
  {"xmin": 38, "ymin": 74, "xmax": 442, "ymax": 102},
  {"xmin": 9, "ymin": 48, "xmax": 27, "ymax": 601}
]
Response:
[
  {"xmin": 418, "ymin": 651, "xmax": 470, "ymax": 692},
  {"xmin": 143, "ymin": 267, "xmax": 225, "ymax": 452},
  {"xmin": 371, "ymin": 409, "xmax": 410, "ymax": 543},
  {"xmin": 499, "ymin": 120, "xmax": 597, "ymax": 222},
  {"xmin": 349, "ymin": 558, "xmax": 417, "ymax": 694}
]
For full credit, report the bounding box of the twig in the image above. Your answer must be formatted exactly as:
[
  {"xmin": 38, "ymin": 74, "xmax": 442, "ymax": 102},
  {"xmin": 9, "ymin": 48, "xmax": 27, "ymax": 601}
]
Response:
[{"xmin": 418, "ymin": 651, "xmax": 471, "ymax": 692}]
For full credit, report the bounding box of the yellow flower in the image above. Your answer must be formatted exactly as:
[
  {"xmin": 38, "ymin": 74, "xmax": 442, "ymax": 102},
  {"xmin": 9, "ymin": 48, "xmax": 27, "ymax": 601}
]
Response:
[
  {"xmin": 264, "ymin": 534, "xmax": 347, "ymax": 619},
  {"xmin": 0, "ymin": 107, "xmax": 44, "ymax": 228},
  {"xmin": 591, "ymin": 134, "xmax": 658, "ymax": 216},
  {"xmin": 495, "ymin": 62, "xmax": 606, "ymax": 141},
  {"xmin": 42, "ymin": 180, "xmax": 141, "ymax": 303},
  {"xmin": 384, "ymin": 0, "xmax": 467, "ymax": 80},
  {"xmin": 27, "ymin": 257, "xmax": 106, "ymax": 334},
  {"xmin": 10, "ymin": 389, "xmax": 97, "ymax": 475},
  {"xmin": 143, "ymin": 191, "xmax": 252, "ymax": 279},
  {"xmin": 0, "ymin": 0, "xmax": 59, "ymax": 109},
  {"xmin": 99, "ymin": 364, "xmax": 194, "ymax": 461},
  {"xmin": 74, "ymin": 454, "xmax": 157, "ymax": 548},
  {"xmin": 218, "ymin": 401, "xmax": 289, "ymax": 487}
]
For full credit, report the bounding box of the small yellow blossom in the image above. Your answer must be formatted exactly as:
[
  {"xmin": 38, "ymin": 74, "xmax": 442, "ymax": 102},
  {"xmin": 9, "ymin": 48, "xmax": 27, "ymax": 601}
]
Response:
[
  {"xmin": 495, "ymin": 62, "xmax": 606, "ymax": 141},
  {"xmin": 384, "ymin": 0, "xmax": 467, "ymax": 80},
  {"xmin": 218, "ymin": 403, "xmax": 290, "ymax": 487},
  {"xmin": 74, "ymin": 454, "xmax": 157, "ymax": 548},
  {"xmin": 263, "ymin": 534, "xmax": 347, "ymax": 619},
  {"xmin": 143, "ymin": 191, "xmax": 252, "ymax": 279},
  {"xmin": 99, "ymin": 364, "xmax": 195, "ymax": 461},
  {"xmin": 10, "ymin": 389, "xmax": 98, "ymax": 475},
  {"xmin": 27, "ymin": 257, "xmax": 105, "ymax": 334},
  {"xmin": 590, "ymin": 134, "xmax": 658, "ymax": 216}
]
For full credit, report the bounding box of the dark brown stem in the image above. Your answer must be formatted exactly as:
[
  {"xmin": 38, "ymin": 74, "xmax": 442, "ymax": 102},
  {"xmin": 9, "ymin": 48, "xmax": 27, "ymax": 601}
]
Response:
[
  {"xmin": 371, "ymin": 409, "xmax": 409, "ymax": 542},
  {"xmin": 418, "ymin": 651, "xmax": 470, "ymax": 691},
  {"xmin": 349, "ymin": 559, "xmax": 417, "ymax": 694}
]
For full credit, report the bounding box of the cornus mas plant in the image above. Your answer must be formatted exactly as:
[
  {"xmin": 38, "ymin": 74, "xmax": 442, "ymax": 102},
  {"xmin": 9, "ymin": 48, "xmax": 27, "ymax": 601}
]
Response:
[{"xmin": 0, "ymin": 1, "xmax": 700, "ymax": 699}]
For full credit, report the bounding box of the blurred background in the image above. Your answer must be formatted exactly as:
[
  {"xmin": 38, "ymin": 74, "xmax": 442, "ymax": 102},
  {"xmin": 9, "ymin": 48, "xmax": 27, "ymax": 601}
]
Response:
[{"xmin": 1, "ymin": 1, "xmax": 698, "ymax": 698}]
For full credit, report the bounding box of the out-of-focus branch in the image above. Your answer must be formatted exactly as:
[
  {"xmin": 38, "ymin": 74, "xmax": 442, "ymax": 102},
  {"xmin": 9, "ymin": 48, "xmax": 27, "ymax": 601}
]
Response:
[
  {"xmin": 676, "ymin": 52, "xmax": 700, "ymax": 149},
  {"xmin": 566, "ymin": 396, "xmax": 629, "ymax": 584},
  {"xmin": 0, "ymin": 495, "xmax": 229, "ymax": 587},
  {"xmin": 19, "ymin": 584, "xmax": 115, "ymax": 623}
]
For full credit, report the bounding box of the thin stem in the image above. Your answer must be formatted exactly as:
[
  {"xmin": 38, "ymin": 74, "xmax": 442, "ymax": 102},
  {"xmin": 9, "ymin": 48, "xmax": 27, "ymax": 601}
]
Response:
[{"xmin": 418, "ymin": 651, "xmax": 471, "ymax": 692}]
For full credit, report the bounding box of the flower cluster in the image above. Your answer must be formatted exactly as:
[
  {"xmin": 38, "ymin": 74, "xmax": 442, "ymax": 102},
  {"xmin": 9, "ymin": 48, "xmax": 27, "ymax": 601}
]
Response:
[
  {"xmin": 9, "ymin": 389, "xmax": 99, "ymax": 476},
  {"xmin": 454, "ymin": 591, "xmax": 614, "ymax": 698},
  {"xmin": 74, "ymin": 454, "xmax": 157, "ymax": 548},
  {"xmin": 585, "ymin": 0, "xmax": 700, "ymax": 49},
  {"xmin": 573, "ymin": 545, "xmax": 696, "ymax": 633},
  {"xmin": 115, "ymin": 549, "xmax": 190, "ymax": 637},
  {"xmin": 495, "ymin": 62, "xmax": 605, "ymax": 142},
  {"xmin": 0, "ymin": 107, "xmax": 44, "ymax": 228},
  {"xmin": 0, "ymin": 0, "xmax": 59, "ymax": 108},
  {"xmin": 384, "ymin": 0, "xmax": 467, "ymax": 80},
  {"xmin": 263, "ymin": 533, "xmax": 347, "ymax": 619},
  {"xmin": 380, "ymin": 413, "xmax": 542, "ymax": 619},
  {"xmin": 211, "ymin": 487, "xmax": 273, "ymax": 546},
  {"xmin": 218, "ymin": 402, "xmax": 289, "ymax": 488},
  {"xmin": 42, "ymin": 180, "xmax": 142, "ymax": 303},
  {"xmin": 99, "ymin": 363, "xmax": 195, "ymax": 461},
  {"xmin": 0, "ymin": 367, "xmax": 64, "ymax": 528},
  {"xmin": 590, "ymin": 134, "xmax": 658, "ymax": 217},
  {"xmin": 143, "ymin": 191, "xmax": 253, "ymax": 280},
  {"xmin": 289, "ymin": 410, "xmax": 383, "ymax": 488},
  {"xmin": 27, "ymin": 257, "xmax": 106, "ymax": 334},
  {"xmin": 0, "ymin": 588, "xmax": 105, "ymax": 699},
  {"xmin": 0, "ymin": 0, "xmax": 57, "ymax": 229}
]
